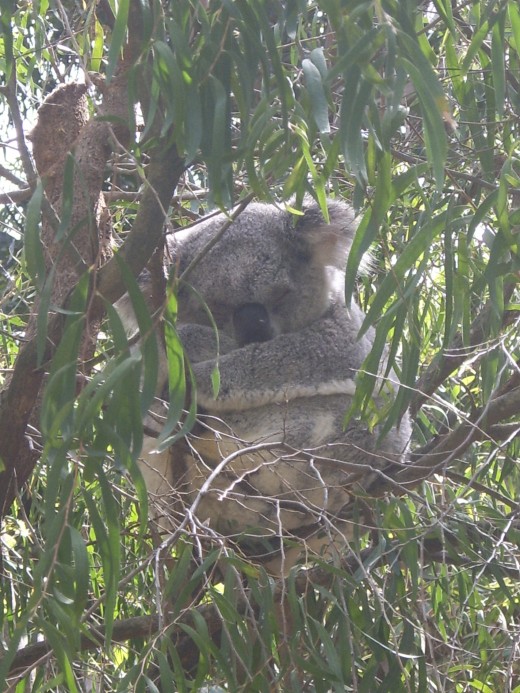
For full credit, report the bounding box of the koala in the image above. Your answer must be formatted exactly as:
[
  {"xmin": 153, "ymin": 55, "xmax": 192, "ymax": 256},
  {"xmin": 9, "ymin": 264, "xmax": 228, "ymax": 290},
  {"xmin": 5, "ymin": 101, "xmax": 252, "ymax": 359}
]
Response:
[{"xmin": 117, "ymin": 198, "xmax": 411, "ymax": 572}]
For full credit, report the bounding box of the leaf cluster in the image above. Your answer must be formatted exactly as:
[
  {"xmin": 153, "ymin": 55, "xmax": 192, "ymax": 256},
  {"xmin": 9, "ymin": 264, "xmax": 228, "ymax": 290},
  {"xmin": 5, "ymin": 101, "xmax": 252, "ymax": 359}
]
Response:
[{"xmin": 1, "ymin": 0, "xmax": 520, "ymax": 691}]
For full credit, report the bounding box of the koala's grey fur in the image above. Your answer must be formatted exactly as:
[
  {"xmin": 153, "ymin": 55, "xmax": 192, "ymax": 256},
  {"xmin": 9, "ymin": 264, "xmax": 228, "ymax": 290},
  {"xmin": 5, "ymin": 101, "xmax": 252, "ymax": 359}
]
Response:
[{"xmin": 117, "ymin": 198, "xmax": 411, "ymax": 572}]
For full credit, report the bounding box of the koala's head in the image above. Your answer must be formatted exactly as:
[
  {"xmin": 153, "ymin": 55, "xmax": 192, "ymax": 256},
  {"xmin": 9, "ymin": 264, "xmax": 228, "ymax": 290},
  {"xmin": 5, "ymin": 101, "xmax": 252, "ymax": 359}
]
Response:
[{"xmin": 168, "ymin": 198, "xmax": 356, "ymax": 337}]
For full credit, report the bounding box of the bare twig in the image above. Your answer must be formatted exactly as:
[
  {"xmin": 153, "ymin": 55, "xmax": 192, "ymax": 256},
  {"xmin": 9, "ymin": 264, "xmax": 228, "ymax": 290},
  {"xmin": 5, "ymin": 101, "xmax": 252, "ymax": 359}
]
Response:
[
  {"xmin": 0, "ymin": 188, "xmax": 31, "ymax": 205},
  {"xmin": 5, "ymin": 71, "xmax": 37, "ymax": 189},
  {"xmin": 0, "ymin": 163, "xmax": 26, "ymax": 187},
  {"xmin": 410, "ymin": 281, "xmax": 518, "ymax": 417}
]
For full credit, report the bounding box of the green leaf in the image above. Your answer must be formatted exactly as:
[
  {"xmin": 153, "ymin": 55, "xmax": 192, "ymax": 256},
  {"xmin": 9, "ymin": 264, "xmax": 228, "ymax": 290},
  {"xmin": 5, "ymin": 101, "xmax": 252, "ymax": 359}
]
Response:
[
  {"xmin": 302, "ymin": 58, "xmax": 330, "ymax": 134},
  {"xmin": 184, "ymin": 83, "xmax": 202, "ymax": 163},
  {"xmin": 361, "ymin": 212, "xmax": 445, "ymax": 335},
  {"xmin": 68, "ymin": 526, "xmax": 89, "ymax": 617},
  {"xmin": 24, "ymin": 180, "xmax": 45, "ymax": 290},
  {"xmin": 106, "ymin": 0, "xmax": 129, "ymax": 81},
  {"xmin": 56, "ymin": 153, "xmax": 75, "ymax": 241},
  {"xmin": 509, "ymin": 2, "xmax": 520, "ymax": 57},
  {"xmin": 345, "ymin": 151, "xmax": 392, "ymax": 303},
  {"xmin": 327, "ymin": 27, "xmax": 383, "ymax": 82},
  {"xmin": 35, "ymin": 264, "xmax": 55, "ymax": 366},
  {"xmin": 39, "ymin": 621, "xmax": 79, "ymax": 693},
  {"xmin": 461, "ymin": 16, "xmax": 491, "ymax": 73},
  {"xmin": 155, "ymin": 289, "xmax": 186, "ymax": 449},
  {"xmin": 40, "ymin": 272, "xmax": 90, "ymax": 438},
  {"xmin": 399, "ymin": 54, "xmax": 448, "ymax": 188},
  {"xmin": 491, "ymin": 11, "xmax": 506, "ymax": 117},
  {"xmin": 0, "ymin": 0, "xmax": 14, "ymax": 80},
  {"xmin": 112, "ymin": 253, "xmax": 158, "ymax": 419},
  {"xmin": 343, "ymin": 75, "xmax": 371, "ymax": 182},
  {"xmin": 90, "ymin": 17, "xmax": 104, "ymax": 72},
  {"xmin": 84, "ymin": 468, "xmax": 121, "ymax": 646},
  {"xmin": 208, "ymin": 75, "xmax": 230, "ymax": 207},
  {"xmin": 75, "ymin": 351, "xmax": 141, "ymax": 433}
]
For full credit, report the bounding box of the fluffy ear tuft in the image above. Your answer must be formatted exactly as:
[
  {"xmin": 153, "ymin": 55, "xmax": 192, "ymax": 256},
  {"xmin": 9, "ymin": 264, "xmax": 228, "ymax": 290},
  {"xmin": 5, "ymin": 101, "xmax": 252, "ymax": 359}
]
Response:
[{"xmin": 294, "ymin": 198, "xmax": 357, "ymax": 269}]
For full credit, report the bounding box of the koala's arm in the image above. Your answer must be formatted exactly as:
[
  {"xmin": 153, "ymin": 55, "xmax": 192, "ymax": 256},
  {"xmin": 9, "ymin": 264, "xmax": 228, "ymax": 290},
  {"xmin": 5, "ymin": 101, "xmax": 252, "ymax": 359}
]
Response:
[
  {"xmin": 176, "ymin": 323, "xmax": 236, "ymax": 363},
  {"xmin": 192, "ymin": 307, "xmax": 374, "ymax": 412}
]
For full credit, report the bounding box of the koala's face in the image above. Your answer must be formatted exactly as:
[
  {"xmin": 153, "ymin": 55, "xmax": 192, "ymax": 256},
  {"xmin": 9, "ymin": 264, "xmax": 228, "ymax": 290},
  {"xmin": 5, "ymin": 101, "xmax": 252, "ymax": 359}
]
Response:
[{"xmin": 169, "ymin": 200, "xmax": 356, "ymax": 337}]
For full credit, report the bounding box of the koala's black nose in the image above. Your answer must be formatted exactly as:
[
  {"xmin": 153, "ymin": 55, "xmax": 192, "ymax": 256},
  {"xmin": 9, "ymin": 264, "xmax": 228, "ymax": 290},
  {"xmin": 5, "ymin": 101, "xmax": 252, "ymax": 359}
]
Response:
[{"xmin": 233, "ymin": 302, "xmax": 274, "ymax": 347}]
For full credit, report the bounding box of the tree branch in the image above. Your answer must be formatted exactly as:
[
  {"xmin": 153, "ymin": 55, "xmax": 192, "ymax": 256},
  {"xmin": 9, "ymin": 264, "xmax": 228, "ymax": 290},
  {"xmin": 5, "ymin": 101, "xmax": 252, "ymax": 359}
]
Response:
[
  {"xmin": 380, "ymin": 384, "xmax": 520, "ymax": 493},
  {"xmin": 0, "ymin": 74, "xmax": 129, "ymax": 516}
]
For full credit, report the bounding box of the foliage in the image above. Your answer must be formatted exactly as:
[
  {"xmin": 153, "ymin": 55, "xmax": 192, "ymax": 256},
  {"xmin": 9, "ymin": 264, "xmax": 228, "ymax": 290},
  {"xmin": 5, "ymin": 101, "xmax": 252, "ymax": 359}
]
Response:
[{"xmin": 1, "ymin": 0, "xmax": 520, "ymax": 691}]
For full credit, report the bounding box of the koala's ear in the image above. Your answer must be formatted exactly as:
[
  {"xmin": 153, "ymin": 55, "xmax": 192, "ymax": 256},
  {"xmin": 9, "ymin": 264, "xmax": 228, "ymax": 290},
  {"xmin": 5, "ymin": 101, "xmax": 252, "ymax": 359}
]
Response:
[
  {"xmin": 295, "ymin": 199, "xmax": 356, "ymax": 269},
  {"xmin": 165, "ymin": 225, "xmax": 198, "ymax": 271}
]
